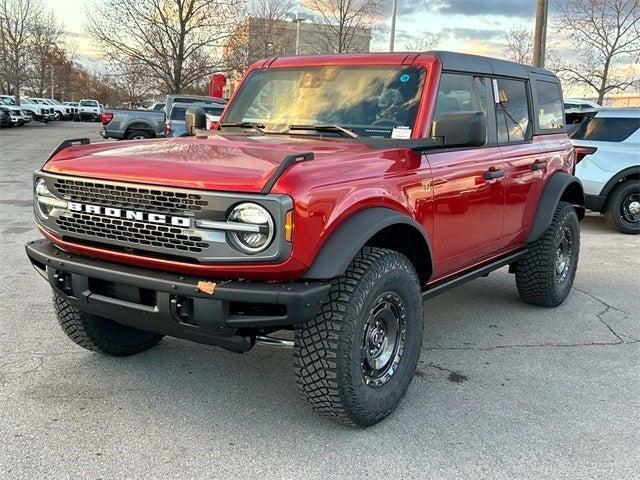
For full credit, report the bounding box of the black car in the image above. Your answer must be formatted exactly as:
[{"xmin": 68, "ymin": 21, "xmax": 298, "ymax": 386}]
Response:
[{"xmin": 0, "ymin": 106, "xmax": 12, "ymax": 127}]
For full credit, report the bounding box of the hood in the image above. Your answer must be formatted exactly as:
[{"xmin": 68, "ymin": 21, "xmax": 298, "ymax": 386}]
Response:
[{"xmin": 43, "ymin": 134, "xmax": 376, "ymax": 193}]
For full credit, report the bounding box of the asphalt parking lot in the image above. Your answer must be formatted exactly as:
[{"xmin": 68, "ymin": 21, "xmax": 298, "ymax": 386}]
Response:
[{"xmin": 1, "ymin": 121, "xmax": 639, "ymax": 479}]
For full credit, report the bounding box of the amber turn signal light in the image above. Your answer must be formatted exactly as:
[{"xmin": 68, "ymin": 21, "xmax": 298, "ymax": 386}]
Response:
[{"xmin": 284, "ymin": 210, "xmax": 294, "ymax": 242}]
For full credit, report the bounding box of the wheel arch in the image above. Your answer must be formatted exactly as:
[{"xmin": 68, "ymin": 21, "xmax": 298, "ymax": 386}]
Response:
[
  {"xmin": 528, "ymin": 172, "xmax": 585, "ymax": 243},
  {"xmin": 303, "ymin": 207, "xmax": 433, "ymax": 285},
  {"xmin": 124, "ymin": 122, "xmax": 156, "ymax": 135},
  {"xmin": 599, "ymin": 166, "xmax": 640, "ymax": 201}
]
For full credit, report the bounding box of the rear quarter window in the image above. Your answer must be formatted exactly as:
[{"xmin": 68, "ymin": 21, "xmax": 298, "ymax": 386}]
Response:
[
  {"xmin": 571, "ymin": 116, "xmax": 640, "ymax": 142},
  {"xmin": 535, "ymin": 81, "xmax": 564, "ymax": 130},
  {"xmin": 170, "ymin": 107, "xmax": 187, "ymax": 120}
]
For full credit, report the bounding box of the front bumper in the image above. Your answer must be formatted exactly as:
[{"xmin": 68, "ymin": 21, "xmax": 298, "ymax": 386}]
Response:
[{"xmin": 26, "ymin": 239, "xmax": 330, "ymax": 351}]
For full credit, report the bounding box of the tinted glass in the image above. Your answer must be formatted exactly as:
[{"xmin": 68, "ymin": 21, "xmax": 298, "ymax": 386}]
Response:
[
  {"xmin": 170, "ymin": 107, "xmax": 187, "ymax": 120},
  {"xmin": 224, "ymin": 66, "xmax": 426, "ymax": 138},
  {"xmin": 565, "ymin": 103, "xmax": 579, "ymax": 110},
  {"xmin": 571, "ymin": 116, "xmax": 639, "ymax": 142},
  {"xmin": 80, "ymin": 100, "xmax": 98, "ymax": 107},
  {"xmin": 536, "ymin": 81, "xmax": 564, "ymax": 130},
  {"xmin": 495, "ymin": 79, "xmax": 530, "ymax": 143}
]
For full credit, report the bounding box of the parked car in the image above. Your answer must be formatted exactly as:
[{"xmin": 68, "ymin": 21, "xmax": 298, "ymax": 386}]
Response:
[
  {"xmin": 100, "ymin": 108, "xmax": 166, "ymax": 139},
  {"xmin": 164, "ymin": 94, "xmax": 226, "ymax": 115},
  {"xmin": 571, "ymin": 108, "xmax": 640, "ymax": 234},
  {"xmin": 564, "ymin": 97, "xmax": 601, "ymax": 114},
  {"xmin": 31, "ymin": 98, "xmax": 67, "ymax": 120},
  {"xmin": 28, "ymin": 98, "xmax": 56, "ymax": 121},
  {"xmin": 26, "ymin": 51, "xmax": 584, "ymax": 427},
  {"xmin": 78, "ymin": 99, "xmax": 102, "ymax": 121},
  {"xmin": 64, "ymin": 102, "xmax": 80, "ymax": 121},
  {"xmin": 11, "ymin": 97, "xmax": 51, "ymax": 123},
  {"xmin": 148, "ymin": 102, "xmax": 165, "ymax": 111},
  {"xmin": 0, "ymin": 104, "xmax": 30, "ymax": 127},
  {"xmin": 165, "ymin": 102, "xmax": 225, "ymax": 137},
  {"xmin": 0, "ymin": 106, "xmax": 12, "ymax": 127}
]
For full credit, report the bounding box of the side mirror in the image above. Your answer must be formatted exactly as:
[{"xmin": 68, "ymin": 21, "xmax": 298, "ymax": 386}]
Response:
[
  {"xmin": 432, "ymin": 111, "xmax": 486, "ymax": 148},
  {"xmin": 185, "ymin": 107, "xmax": 207, "ymax": 136}
]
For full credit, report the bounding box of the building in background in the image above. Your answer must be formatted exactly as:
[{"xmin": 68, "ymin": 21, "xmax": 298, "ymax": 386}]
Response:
[{"xmin": 222, "ymin": 16, "xmax": 371, "ymax": 97}]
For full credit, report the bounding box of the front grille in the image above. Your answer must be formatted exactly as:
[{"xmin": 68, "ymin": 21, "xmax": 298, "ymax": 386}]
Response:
[
  {"xmin": 56, "ymin": 212, "xmax": 210, "ymax": 253},
  {"xmin": 52, "ymin": 178, "xmax": 209, "ymax": 215}
]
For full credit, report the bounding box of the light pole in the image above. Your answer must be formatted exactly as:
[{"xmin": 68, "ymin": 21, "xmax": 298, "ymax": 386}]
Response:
[
  {"xmin": 50, "ymin": 65, "xmax": 54, "ymax": 99},
  {"xmin": 390, "ymin": 0, "xmax": 398, "ymax": 52},
  {"xmin": 285, "ymin": 12, "xmax": 311, "ymax": 56}
]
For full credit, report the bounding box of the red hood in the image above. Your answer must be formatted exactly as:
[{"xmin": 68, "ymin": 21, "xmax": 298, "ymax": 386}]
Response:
[{"xmin": 44, "ymin": 135, "xmax": 376, "ymax": 193}]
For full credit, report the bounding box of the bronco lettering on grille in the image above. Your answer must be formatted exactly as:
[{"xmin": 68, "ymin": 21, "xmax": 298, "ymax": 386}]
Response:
[{"xmin": 67, "ymin": 201, "xmax": 191, "ymax": 227}]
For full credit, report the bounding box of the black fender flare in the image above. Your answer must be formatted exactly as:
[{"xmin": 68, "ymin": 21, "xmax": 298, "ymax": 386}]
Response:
[
  {"xmin": 599, "ymin": 165, "xmax": 640, "ymax": 198},
  {"xmin": 528, "ymin": 172, "xmax": 584, "ymax": 243},
  {"xmin": 303, "ymin": 207, "xmax": 433, "ymax": 280}
]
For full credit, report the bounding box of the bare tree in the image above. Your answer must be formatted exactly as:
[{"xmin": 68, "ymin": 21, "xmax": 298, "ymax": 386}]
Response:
[
  {"xmin": 555, "ymin": 0, "xmax": 640, "ymax": 104},
  {"xmin": 0, "ymin": 0, "xmax": 41, "ymax": 103},
  {"xmin": 505, "ymin": 26, "xmax": 534, "ymax": 65},
  {"xmin": 224, "ymin": 0, "xmax": 294, "ymax": 75},
  {"xmin": 109, "ymin": 60, "xmax": 152, "ymax": 107},
  {"xmin": 403, "ymin": 32, "xmax": 441, "ymax": 52},
  {"xmin": 303, "ymin": 0, "xmax": 382, "ymax": 53},
  {"xmin": 25, "ymin": 10, "xmax": 62, "ymax": 97},
  {"xmin": 86, "ymin": 0, "xmax": 244, "ymax": 93}
]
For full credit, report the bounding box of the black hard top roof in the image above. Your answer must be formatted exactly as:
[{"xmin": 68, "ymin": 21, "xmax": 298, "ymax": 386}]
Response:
[{"xmin": 424, "ymin": 50, "xmax": 556, "ymax": 80}]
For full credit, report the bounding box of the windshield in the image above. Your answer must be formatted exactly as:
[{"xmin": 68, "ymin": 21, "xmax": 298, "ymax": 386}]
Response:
[
  {"xmin": 224, "ymin": 66, "xmax": 426, "ymax": 138},
  {"xmin": 80, "ymin": 100, "xmax": 98, "ymax": 107},
  {"xmin": 0, "ymin": 97, "xmax": 15, "ymax": 106}
]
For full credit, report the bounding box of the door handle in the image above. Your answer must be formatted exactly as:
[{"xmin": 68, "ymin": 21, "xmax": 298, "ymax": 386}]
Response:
[
  {"xmin": 484, "ymin": 168, "xmax": 505, "ymax": 180},
  {"xmin": 530, "ymin": 160, "xmax": 547, "ymax": 171}
]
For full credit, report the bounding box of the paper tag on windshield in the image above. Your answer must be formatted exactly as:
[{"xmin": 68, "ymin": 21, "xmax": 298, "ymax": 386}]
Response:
[{"xmin": 391, "ymin": 126, "xmax": 412, "ymax": 139}]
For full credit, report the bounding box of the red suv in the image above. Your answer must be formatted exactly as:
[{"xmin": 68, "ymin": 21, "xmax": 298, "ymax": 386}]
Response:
[{"xmin": 26, "ymin": 52, "xmax": 584, "ymax": 427}]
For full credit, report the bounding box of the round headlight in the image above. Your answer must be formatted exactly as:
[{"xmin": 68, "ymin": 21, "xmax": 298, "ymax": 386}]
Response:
[
  {"xmin": 34, "ymin": 178, "xmax": 53, "ymax": 220},
  {"xmin": 227, "ymin": 203, "xmax": 274, "ymax": 253}
]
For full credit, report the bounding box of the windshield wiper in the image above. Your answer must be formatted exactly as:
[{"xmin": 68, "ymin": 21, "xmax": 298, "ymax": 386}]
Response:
[
  {"xmin": 288, "ymin": 124, "xmax": 358, "ymax": 139},
  {"xmin": 219, "ymin": 122, "xmax": 265, "ymax": 135}
]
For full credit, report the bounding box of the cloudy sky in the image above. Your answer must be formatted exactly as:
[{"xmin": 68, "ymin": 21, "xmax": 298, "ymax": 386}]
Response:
[{"xmin": 46, "ymin": 0, "xmax": 544, "ymax": 63}]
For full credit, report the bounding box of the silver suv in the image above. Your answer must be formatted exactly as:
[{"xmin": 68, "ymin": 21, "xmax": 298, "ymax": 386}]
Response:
[{"xmin": 571, "ymin": 108, "xmax": 640, "ymax": 234}]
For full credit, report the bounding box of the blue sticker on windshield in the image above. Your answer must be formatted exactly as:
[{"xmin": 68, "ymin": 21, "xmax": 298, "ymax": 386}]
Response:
[{"xmin": 400, "ymin": 74, "xmax": 410, "ymax": 83}]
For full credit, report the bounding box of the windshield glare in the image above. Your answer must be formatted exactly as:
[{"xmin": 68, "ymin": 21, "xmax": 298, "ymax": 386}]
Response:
[{"xmin": 224, "ymin": 66, "xmax": 426, "ymax": 138}]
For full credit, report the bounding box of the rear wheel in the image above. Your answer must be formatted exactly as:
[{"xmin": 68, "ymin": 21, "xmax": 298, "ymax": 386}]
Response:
[
  {"xmin": 515, "ymin": 201, "xmax": 580, "ymax": 307},
  {"xmin": 54, "ymin": 294, "xmax": 163, "ymax": 356},
  {"xmin": 294, "ymin": 247, "xmax": 424, "ymax": 427},
  {"xmin": 125, "ymin": 129, "xmax": 152, "ymax": 140},
  {"xmin": 604, "ymin": 181, "xmax": 640, "ymax": 234}
]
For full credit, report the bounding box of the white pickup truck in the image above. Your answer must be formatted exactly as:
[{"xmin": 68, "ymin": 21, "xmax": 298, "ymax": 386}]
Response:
[{"xmin": 78, "ymin": 99, "xmax": 102, "ymax": 122}]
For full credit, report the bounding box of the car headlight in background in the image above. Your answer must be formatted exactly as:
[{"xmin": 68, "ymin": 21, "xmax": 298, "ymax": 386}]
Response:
[
  {"xmin": 227, "ymin": 202, "xmax": 274, "ymax": 253},
  {"xmin": 34, "ymin": 178, "xmax": 66, "ymax": 220}
]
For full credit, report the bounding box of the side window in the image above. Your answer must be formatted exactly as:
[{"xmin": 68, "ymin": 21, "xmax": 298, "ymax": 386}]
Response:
[
  {"xmin": 536, "ymin": 81, "xmax": 564, "ymax": 130},
  {"xmin": 433, "ymin": 73, "xmax": 488, "ymax": 142},
  {"xmin": 571, "ymin": 116, "xmax": 639, "ymax": 142},
  {"xmin": 494, "ymin": 78, "xmax": 530, "ymax": 143}
]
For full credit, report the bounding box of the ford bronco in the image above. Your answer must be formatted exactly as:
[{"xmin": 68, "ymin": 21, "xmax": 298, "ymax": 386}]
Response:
[{"xmin": 26, "ymin": 52, "xmax": 584, "ymax": 427}]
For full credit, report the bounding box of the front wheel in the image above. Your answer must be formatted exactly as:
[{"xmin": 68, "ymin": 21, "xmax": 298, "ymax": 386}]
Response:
[
  {"xmin": 515, "ymin": 201, "xmax": 580, "ymax": 307},
  {"xmin": 294, "ymin": 247, "xmax": 424, "ymax": 427},
  {"xmin": 54, "ymin": 294, "xmax": 164, "ymax": 356},
  {"xmin": 125, "ymin": 129, "xmax": 152, "ymax": 140},
  {"xmin": 604, "ymin": 181, "xmax": 640, "ymax": 234}
]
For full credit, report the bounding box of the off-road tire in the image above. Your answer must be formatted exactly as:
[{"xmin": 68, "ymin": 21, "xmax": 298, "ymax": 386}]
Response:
[
  {"xmin": 516, "ymin": 201, "xmax": 580, "ymax": 307},
  {"xmin": 604, "ymin": 181, "xmax": 640, "ymax": 235},
  {"xmin": 54, "ymin": 294, "xmax": 163, "ymax": 356},
  {"xmin": 125, "ymin": 129, "xmax": 152, "ymax": 140},
  {"xmin": 294, "ymin": 247, "xmax": 424, "ymax": 427}
]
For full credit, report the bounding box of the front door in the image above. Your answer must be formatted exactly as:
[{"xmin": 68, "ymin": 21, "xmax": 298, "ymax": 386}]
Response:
[{"xmin": 427, "ymin": 73, "xmax": 504, "ymax": 278}]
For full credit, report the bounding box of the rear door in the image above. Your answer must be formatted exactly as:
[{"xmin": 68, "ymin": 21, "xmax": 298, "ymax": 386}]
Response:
[
  {"xmin": 493, "ymin": 77, "xmax": 543, "ymax": 246},
  {"xmin": 426, "ymin": 73, "xmax": 505, "ymax": 277}
]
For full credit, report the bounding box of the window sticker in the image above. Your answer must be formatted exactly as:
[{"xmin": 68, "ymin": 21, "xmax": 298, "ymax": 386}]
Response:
[
  {"xmin": 400, "ymin": 74, "xmax": 410, "ymax": 83},
  {"xmin": 391, "ymin": 126, "xmax": 412, "ymax": 139}
]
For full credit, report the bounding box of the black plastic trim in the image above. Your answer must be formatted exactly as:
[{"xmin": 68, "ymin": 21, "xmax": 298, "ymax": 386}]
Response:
[
  {"xmin": 584, "ymin": 193, "xmax": 606, "ymax": 212},
  {"xmin": 261, "ymin": 152, "xmax": 314, "ymax": 194},
  {"xmin": 48, "ymin": 138, "xmax": 90, "ymax": 160},
  {"xmin": 26, "ymin": 239, "xmax": 331, "ymax": 349},
  {"xmin": 598, "ymin": 166, "xmax": 640, "ymax": 198},
  {"xmin": 303, "ymin": 207, "xmax": 433, "ymax": 280},
  {"xmin": 527, "ymin": 172, "xmax": 584, "ymax": 243},
  {"xmin": 423, "ymin": 250, "xmax": 526, "ymax": 299}
]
